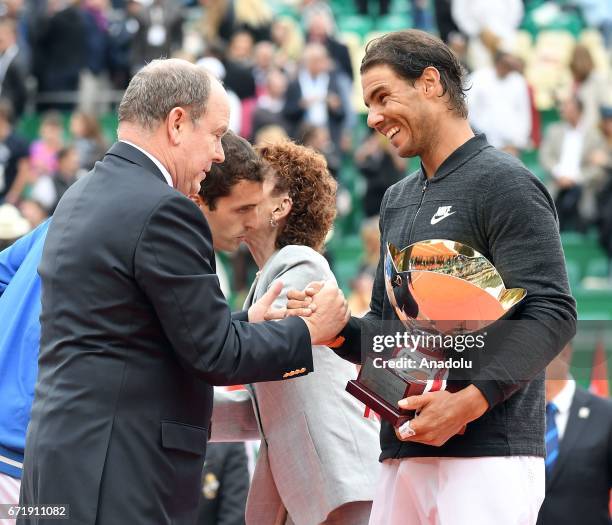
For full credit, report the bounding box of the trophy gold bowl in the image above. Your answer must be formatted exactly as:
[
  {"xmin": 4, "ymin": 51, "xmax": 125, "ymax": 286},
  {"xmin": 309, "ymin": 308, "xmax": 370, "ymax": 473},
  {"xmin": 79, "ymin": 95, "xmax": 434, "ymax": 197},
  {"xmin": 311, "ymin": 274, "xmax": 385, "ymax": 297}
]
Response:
[{"xmin": 345, "ymin": 239, "xmax": 526, "ymax": 426}]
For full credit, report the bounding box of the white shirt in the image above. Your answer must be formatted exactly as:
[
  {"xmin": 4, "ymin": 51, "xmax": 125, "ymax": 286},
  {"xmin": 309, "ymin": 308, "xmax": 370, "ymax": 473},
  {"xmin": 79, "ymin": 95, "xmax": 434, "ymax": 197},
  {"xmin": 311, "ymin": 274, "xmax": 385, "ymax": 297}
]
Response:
[
  {"xmin": 120, "ymin": 140, "xmax": 173, "ymax": 188},
  {"xmin": 298, "ymin": 69, "xmax": 330, "ymax": 127},
  {"xmin": 552, "ymin": 124, "xmax": 586, "ymax": 183},
  {"xmin": 550, "ymin": 379, "xmax": 576, "ymax": 442},
  {"xmin": 467, "ymin": 68, "xmax": 532, "ymax": 150}
]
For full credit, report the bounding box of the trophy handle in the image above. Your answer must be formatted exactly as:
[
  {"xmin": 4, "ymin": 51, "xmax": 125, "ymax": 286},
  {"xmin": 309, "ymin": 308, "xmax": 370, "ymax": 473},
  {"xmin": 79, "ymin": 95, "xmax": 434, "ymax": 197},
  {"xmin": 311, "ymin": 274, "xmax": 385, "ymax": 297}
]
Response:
[{"xmin": 499, "ymin": 287, "xmax": 527, "ymax": 312}]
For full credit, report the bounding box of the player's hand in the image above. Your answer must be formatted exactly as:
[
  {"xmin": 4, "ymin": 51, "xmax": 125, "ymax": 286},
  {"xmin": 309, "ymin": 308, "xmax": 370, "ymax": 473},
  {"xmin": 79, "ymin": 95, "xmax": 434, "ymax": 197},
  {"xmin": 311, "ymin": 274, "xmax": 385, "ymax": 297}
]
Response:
[
  {"xmin": 302, "ymin": 281, "xmax": 350, "ymax": 345},
  {"xmin": 394, "ymin": 386, "xmax": 488, "ymax": 446}
]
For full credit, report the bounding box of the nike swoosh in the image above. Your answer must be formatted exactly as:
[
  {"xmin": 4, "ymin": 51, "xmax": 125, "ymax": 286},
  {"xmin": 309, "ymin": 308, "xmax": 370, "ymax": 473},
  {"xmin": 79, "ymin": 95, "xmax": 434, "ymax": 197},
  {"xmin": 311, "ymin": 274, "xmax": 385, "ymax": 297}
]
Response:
[{"xmin": 430, "ymin": 211, "xmax": 456, "ymax": 225}]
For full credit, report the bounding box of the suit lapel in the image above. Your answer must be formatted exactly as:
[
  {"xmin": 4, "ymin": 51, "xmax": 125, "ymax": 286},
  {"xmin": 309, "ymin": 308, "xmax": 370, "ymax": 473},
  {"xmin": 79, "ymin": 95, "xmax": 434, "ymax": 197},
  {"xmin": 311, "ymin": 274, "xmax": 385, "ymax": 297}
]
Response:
[
  {"xmin": 547, "ymin": 388, "xmax": 592, "ymax": 490},
  {"xmin": 105, "ymin": 142, "xmax": 168, "ymax": 185}
]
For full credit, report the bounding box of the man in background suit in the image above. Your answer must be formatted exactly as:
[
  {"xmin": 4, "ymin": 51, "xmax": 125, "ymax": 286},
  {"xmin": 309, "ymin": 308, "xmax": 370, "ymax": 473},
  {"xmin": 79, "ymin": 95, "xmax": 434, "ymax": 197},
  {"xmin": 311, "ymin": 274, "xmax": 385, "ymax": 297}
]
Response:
[
  {"xmin": 196, "ymin": 442, "xmax": 250, "ymax": 525},
  {"xmin": 19, "ymin": 58, "xmax": 349, "ymax": 525},
  {"xmin": 537, "ymin": 344, "xmax": 612, "ymax": 525}
]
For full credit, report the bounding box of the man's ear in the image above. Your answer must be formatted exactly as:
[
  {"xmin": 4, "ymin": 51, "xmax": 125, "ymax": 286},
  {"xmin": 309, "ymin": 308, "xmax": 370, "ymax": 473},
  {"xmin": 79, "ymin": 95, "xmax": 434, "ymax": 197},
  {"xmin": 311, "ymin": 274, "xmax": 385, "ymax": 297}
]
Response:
[
  {"xmin": 188, "ymin": 193, "xmax": 205, "ymax": 207},
  {"xmin": 419, "ymin": 66, "xmax": 442, "ymax": 98},
  {"xmin": 167, "ymin": 106, "xmax": 188, "ymax": 146}
]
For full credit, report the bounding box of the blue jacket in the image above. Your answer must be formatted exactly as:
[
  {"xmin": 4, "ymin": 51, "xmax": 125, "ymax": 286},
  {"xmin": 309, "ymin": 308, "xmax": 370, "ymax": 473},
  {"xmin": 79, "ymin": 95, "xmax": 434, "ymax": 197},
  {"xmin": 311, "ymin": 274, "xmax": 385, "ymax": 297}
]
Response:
[{"xmin": 0, "ymin": 219, "xmax": 49, "ymax": 479}]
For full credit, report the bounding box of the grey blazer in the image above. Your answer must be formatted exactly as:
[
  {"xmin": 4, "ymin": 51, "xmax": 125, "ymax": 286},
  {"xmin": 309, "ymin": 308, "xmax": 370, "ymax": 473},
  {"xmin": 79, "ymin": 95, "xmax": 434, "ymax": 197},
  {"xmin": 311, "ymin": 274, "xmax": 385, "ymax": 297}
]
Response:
[{"xmin": 212, "ymin": 245, "xmax": 380, "ymax": 525}]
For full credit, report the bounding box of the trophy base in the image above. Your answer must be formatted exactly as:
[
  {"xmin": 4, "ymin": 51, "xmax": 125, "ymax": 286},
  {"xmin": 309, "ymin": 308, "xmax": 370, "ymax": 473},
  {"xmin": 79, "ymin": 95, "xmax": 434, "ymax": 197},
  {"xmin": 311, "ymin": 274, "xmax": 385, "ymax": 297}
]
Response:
[{"xmin": 346, "ymin": 380, "xmax": 413, "ymax": 427}]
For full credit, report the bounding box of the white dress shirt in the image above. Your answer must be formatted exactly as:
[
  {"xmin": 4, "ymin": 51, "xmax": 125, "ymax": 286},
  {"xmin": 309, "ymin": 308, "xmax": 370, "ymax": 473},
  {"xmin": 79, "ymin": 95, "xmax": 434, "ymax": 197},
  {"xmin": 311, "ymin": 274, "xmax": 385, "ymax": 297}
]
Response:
[
  {"xmin": 550, "ymin": 379, "xmax": 576, "ymax": 442},
  {"xmin": 467, "ymin": 67, "xmax": 531, "ymax": 150},
  {"xmin": 120, "ymin": 140, "xmax": 173, "ymax": 188},
  {"xmin": 552, "ymin": 124, "xmax": 586, "ymax": 183}
]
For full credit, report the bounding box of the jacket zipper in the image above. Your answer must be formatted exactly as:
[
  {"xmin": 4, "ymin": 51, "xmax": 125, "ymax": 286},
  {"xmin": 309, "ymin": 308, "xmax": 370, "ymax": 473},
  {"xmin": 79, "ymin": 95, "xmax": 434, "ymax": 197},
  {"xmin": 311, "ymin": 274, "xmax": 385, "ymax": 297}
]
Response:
[{"xmin": 407, "ymin": 178, "xmax": 429, "ymax": 244}]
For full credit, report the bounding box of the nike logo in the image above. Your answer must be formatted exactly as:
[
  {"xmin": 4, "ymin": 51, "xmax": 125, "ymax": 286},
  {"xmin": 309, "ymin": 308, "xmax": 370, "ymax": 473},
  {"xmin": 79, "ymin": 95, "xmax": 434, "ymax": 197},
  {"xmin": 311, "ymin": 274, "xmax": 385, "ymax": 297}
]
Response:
[{"xmin": 430, "ymin": 206, "xmax": 456, "ymax": 225}]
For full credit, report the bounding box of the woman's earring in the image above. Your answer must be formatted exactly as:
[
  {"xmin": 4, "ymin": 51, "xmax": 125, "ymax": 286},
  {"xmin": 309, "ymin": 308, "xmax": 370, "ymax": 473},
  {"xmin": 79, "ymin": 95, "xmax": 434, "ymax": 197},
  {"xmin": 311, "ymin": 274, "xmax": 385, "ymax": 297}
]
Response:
[{"xmin": 269, "ymin": 216, "xmax": 278, "ymax": 228}]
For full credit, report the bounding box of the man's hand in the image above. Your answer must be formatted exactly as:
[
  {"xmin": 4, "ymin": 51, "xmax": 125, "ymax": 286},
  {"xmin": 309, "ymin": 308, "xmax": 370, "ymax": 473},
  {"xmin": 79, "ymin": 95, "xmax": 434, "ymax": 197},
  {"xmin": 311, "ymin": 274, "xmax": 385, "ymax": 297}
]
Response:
[
  {"xmin": 302, "ymin": 280, "xmax": 350, "ymax": 345},
  {"xmin": 248, "ymin": 280, "xmax": 314, "ymax": 323},
  {"xmin": 285, "ymin": 281, "xmax": 324, "ymax": 316},
  {"xmin": 394, "ymin": 385, "xmax": 489, "ymax": 446}
]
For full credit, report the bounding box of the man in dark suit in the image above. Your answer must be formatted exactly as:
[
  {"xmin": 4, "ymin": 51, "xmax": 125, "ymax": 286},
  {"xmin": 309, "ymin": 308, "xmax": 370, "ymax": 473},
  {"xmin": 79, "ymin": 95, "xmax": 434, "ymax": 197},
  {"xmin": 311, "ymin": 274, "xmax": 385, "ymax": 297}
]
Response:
[
  {"xmin": 18, "ymin": 58, "xmax": 349, "ymax": 525},
  {"xmin": 538, "ymin": 344, "xmax": 612, "ymax": 525},
  {"xmin": 0, "ymin": 18, "xmax": 26, "ymax": 119},
  {"xmin": 196, "ymin": 442, "xmax": 250, "ymax": 525},
  {"xmin": 283, "ymin": 43, "xmax": 346, "ymax": 151}
]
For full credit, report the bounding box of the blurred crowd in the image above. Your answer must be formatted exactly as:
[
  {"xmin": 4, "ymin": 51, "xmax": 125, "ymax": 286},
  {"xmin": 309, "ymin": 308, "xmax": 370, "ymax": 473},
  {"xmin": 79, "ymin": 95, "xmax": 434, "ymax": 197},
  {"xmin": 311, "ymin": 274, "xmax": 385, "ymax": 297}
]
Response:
[
  {"xmin": 0, "ymin": 0, "xmax": 611, "ymax": 299},
  {"xmin": 0, "ymin": 1, "xmax": 611, "ymax": 523}
]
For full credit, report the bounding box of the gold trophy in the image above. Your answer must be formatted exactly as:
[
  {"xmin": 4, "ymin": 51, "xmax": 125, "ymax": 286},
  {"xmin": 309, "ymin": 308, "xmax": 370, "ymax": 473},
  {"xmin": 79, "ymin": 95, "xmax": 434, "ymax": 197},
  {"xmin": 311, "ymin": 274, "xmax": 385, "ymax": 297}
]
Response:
[{"xmin": 346, "ymin": 239, "xmax": 526, "ymax": 426}]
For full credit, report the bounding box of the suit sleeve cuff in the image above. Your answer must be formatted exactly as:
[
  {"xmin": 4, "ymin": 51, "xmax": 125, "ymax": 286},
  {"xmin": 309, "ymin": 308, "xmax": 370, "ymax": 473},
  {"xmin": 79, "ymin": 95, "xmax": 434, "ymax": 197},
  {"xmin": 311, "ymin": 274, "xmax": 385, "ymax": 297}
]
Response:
[
  {"xmin": 232, "ymin": 310, "xmax": 249, "ymax": 322},
  {"xmin": 279, "ymin": 315, "xmax": 314, "ymax": 378}
]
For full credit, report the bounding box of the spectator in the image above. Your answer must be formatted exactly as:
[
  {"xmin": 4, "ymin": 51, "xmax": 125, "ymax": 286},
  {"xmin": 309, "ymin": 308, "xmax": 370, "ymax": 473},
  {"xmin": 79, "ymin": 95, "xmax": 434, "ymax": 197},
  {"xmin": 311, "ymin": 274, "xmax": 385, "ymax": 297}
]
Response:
[
  {"xmin": 539, "ymin": 97, "xmax": 603, "ymax": 231},
  {"xmin": 283, "ymin": 43, "xmax": 346, "ymax": 151},
  {"xmin": 306, "ymin": 12, "xmax": 352, "ymax": 81},
  {"xmin": 29, "ymin": 110, "xmax": 64, "ymax": 182},
  {"xmin": 0, "ymin": 101, "xmax": 29, "ymax": 205},
  {"xmin": 592, "ymin": 106, "xmax": 612, "ymax": 258},
  {"xmin": 31, "ymin": 145, "xmax": 80, "ymax": 214},
  {"xmin": 355, "ymin": 130, "xmax": 406, "ymax": 217},
  {"xmin": 537, "ymin": 344, "xmax": 612, "ymax": 525},
  {"xmin": 411, "ymin": 0, "xmax": 435, "ymax": 32},
  {"xmin": 467, "ymin": 51, "xmax": 532, "ymax": 155},
  {"xmin": 29, "ymin": 0, "xmax": 86, "ymax": 111},
  {"xmin": 252, "ymin": 40, "xmax": 276, "ymax": 95},
  {"xmin": 270, "ymin": 16, "xmax": 303, "ymax": 73},
  {"xmin": 193, "ymin": 0, "xmax": 234, "ymax": 47},
  {"xmin": 251, "ymin": 68, "xmax": 290, "ymax": 140},
  {"xmin": 78, "ymin": 0, "xmax": 111, "ymax": 114},
  {"xmin": 305, "ymin": 11, "xmax": 355, "ymax": 145},
  {"xmin": 106, "ymin": 3, "xmax": 135, "ymax": 91},
  {"xmin": 0, "ymin": 16, "xmax": 26, "ymax": 119},
  {"xmin": 300, "ymin": 123, "xmax": 341, "ymax": 179},
  {"xmin": 0, "ymin": 0, "xmax": 32, "ymax": 73},
  {"xmin": 569, "ymin": 44, "xmax": 611, "ymax": 132},
  {"xmin": 18, "ymin": 197, "xmax": 48, "ymax": 228},
  {"xmin": 347, "ymin": 267, "xmax": 375, "ymax": 318},
  {"xmin": 197, "ymin": 56, "xmax": 242, "ymax": 134},
  {"xmin": 128, "ymin": 0, "xmax": 183, "ymax": 73},
  {"xmin": 0, "ymin": 201, "xmax": 28, "ymax": 249},
  {"xmin": 300, "ymin": 0, "xmax": 335, "ymax": 30},
  {"xmin": 196, "ymin": 442, "xmax": 250, "ymax": 525},
  {"xmin": 223, "ymin": 30, "xmax": 257, "ymax": 137},
  {"xmin": 253, "ymin": 123, "xmax": 289, "ymax": 148},
  {"xmin": 233, "ymin": 0, "xmax": 272, "ymax": 42},
  {"xmin": 451, "ymin": 0, "xmax": 524, "ymax": 69},
  {"xmin": 69, "ymin": 111, "xmax": 107, "ymax": 171},
  {"xmin": 433, "ymin": 0, "xmax": 460, "ymax": 43}
]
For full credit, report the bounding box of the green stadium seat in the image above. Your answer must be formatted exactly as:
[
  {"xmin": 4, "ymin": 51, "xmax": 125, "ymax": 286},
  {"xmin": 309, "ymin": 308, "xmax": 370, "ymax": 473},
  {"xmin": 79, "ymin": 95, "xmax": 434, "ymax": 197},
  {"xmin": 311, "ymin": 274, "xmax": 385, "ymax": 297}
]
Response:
[
  {"xmin": 375, "ymin": 14, "xmax": 412, "ymax": 32},
  {"xmin": 573, "ymin": 289, "xmax": 612, "ymax": 320},
  {"xmin": 586, "ymin": 258, "xmax": 610, "ymax": 279},
  {"xmin": 337, "ymin": 15, "xmax": 374, "ymax": 39}
]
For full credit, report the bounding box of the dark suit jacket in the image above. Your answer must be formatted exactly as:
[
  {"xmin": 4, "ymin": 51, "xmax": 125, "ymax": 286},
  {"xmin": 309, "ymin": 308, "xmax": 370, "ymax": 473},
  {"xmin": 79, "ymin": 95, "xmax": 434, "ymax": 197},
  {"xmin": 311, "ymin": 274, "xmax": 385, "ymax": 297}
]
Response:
[
  {"xmin": 282, "ymin": 71, "xmax": 346, "ymax": 149},
  {"xmin": 537, "ymin": 387, "xmax": 612, "ymax": 525},
  {"xmin": 197, "ymin": 442, "xmax": 249, "ymax": 525},
  {"xmin": 19, "ymin": 142, "xmax": 312, "ymax": 525}
]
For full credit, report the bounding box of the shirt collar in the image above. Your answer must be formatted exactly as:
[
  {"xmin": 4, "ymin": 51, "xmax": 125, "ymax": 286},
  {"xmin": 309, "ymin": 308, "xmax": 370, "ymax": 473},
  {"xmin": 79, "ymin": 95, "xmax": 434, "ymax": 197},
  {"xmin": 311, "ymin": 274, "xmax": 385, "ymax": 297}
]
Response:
[
  {"xmin": 551, "ymin": 379, "xmax": 576, "ymax": 415},
  {"xmin": 120, "ymin": 140, "xmax": 173, "ymax": 188}
]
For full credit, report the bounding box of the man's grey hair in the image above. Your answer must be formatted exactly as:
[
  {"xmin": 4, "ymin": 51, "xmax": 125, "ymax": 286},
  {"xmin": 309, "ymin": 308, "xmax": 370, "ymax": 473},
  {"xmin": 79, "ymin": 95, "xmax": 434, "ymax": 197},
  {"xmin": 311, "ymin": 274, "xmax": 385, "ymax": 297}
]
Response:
[{"xmin": 118, "ymin": 59, "xmax": 212, "ymax": 130}]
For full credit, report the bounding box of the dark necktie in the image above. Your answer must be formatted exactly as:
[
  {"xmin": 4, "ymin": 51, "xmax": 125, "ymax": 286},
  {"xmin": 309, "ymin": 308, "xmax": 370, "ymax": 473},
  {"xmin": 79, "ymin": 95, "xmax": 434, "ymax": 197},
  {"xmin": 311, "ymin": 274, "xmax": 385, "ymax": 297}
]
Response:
[{"xmin": 545, "ymin": 402, "xmax": 559, "ymax": 475}]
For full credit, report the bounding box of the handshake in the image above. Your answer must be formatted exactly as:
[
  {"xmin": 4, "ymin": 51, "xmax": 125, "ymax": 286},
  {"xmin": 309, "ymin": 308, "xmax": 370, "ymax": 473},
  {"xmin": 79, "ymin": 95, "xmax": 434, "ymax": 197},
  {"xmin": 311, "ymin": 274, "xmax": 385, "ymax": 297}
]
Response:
[{"xmin": 248, "ymin": 280, "xmax": 350, "ymax": 346}]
